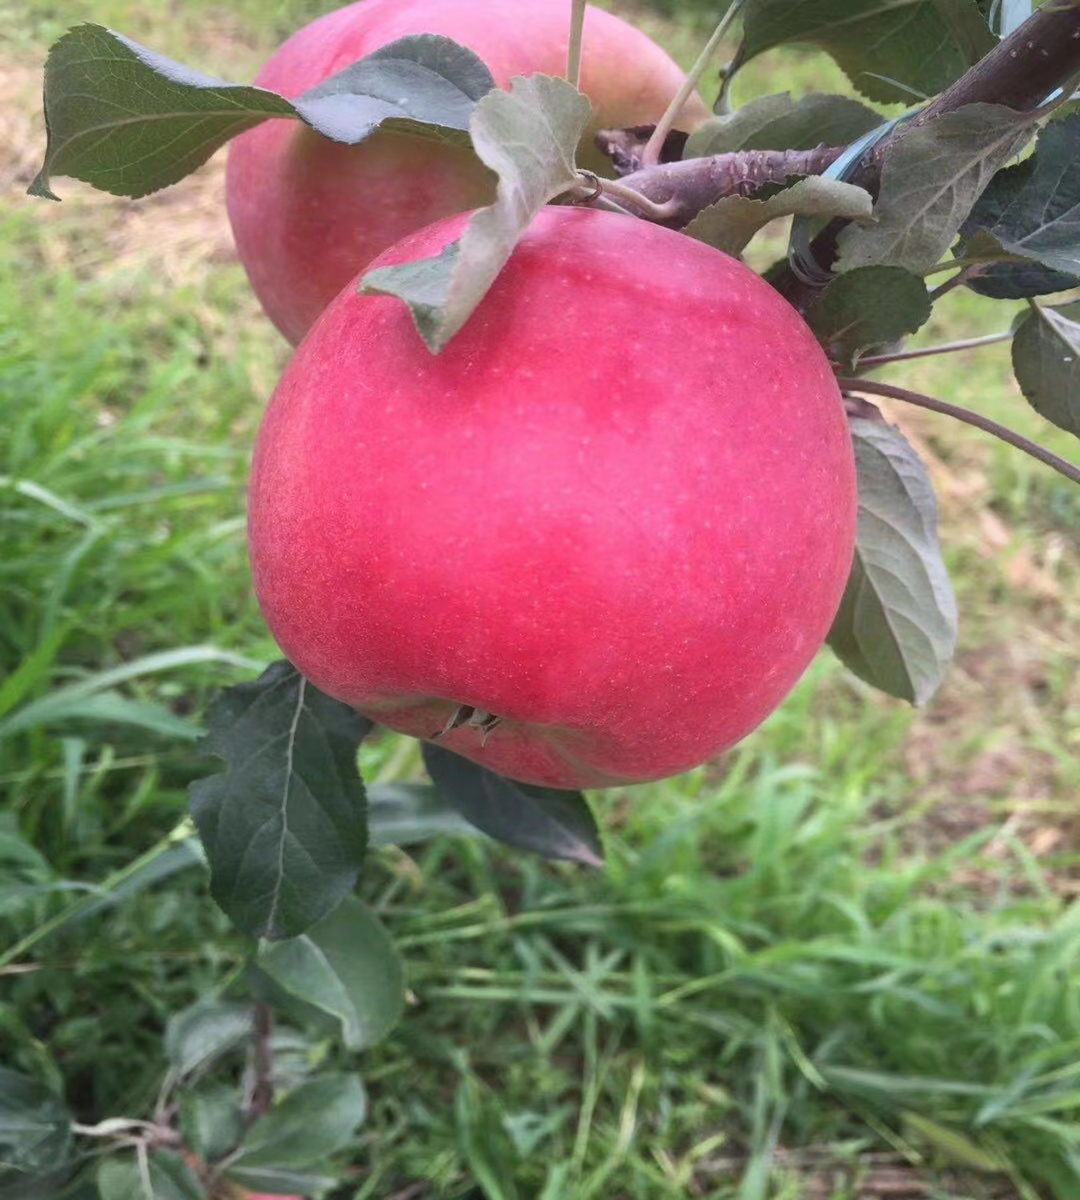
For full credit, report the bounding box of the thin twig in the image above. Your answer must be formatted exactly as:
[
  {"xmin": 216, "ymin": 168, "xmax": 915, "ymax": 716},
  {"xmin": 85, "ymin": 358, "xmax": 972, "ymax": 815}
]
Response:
[
  {"xmin": 859, "ymin": 330, "xmax": 1014, "ymax": 368},
  {"xmin": 641, "ymin": 2, "xmax": 744, "ymax": 166},
  {"xmin": 837, "ymin": 376, "xmax": 1080, "ymax": 485},
  {"xmin": 566, "ymin": 0, "xmax": 586, "ymax": 90},
  {"xmin": 923, "ymin": 253, "xmax": 1032, "ymax": 278},
  {"xmin": 248, "ymin": 1001, "xmax": 276, "ymax": 1120}
]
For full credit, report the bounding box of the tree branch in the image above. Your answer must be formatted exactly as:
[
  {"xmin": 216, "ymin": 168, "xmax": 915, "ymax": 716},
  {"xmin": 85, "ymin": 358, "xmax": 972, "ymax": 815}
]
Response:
[{"xmin": 609, "ymin": 146, "xmax": 845, "ymax": 227}]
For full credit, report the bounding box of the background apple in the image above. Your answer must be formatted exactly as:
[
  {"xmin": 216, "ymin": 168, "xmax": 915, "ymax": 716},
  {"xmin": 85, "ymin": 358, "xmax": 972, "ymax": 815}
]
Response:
[
  {"xmin": 226, "ymin": 0, "xmax": 710, "ymax": 344},
  {"xmin": 247, "ymin": 206, "xmax": 857, "ymax": 789}
]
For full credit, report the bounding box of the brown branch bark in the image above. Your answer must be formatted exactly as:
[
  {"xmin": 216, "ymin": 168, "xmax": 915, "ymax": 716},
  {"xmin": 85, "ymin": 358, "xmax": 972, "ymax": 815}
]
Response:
[
  {"xmin": 612, "ymin": 146, "xmax": 845, "ymax": 227},
  {"xmin": 247, "ymin": 1000, "xmax": 275, "ymax": 1121}
]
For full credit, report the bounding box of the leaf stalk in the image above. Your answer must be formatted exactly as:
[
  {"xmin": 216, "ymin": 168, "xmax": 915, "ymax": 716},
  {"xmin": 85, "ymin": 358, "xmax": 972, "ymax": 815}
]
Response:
[{"xmin": 837, "ymin": 377, "xmax": 1080, "ymax": 485}]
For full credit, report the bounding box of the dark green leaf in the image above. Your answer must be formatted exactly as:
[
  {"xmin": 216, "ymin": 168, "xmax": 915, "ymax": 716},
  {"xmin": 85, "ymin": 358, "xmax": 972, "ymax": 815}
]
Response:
[
  {"xmin": 930, "ymin": 0, "xmax": 998, "ymax": 67},
  {"xmin": 189, "ymin": 661, "xmax": 371, "ymax": 941},
  {"xmin": 178, "ymin": 1086, "xmax": 244, "ymax": 1163},
  {"xmin": 224, "ymin": 1075, "xmax": 366, "ymax": 1188},
  {"xmin": 368, "ymin": 782, "xmax": 479, "ymax": 846},
  {"xmin": 828, "ymin": 418, "xmax": 958, "ymax": 703},
  {"xmin": 164, "ymin": 1001, "xmax": 252, "ymax": 1076},
  {"xmin": 964, "ymin": 257, "xmax": 1078, "ymax": 300},
  {"xmin": 422, "ymin": 744, "xmax": 603, "ymax": 866},
  {"xmin": 253, "ymin": 896, "xmax": 404, "ymax": 1051},
  {"xmin": 686, "ymin": 177, "xmax": 872, "ymax": 258},
  {"xmin": 0, "ymin": 1071, "xmax": 74, "ymax": 1196},
  {"xmin": 30, "ymin": 25, "xmax": 292, "ymax": 200},
  {"xmin": 740, "ymin": 0, "xmax": 991, "ymax": 103},
  {"xmin": 360, "ymin": 73, "xmax": 591, "ymax": 352},
  {"xmin": 961, "ymin": 114, "xmax": 1080, "ymax": 294},
  {"xmin": 1012, "ymin": 301, "xmax": 1080, "ymax": 437},
  {"xmin": 808, "ymin": 266, "xmax": 932, "ymax": 367},
  {"xmin": 31, "ymin": 26, "xmax": 492, "ymax": 201},
  {"xmin": 97, "ymin": 1153, "xmax": 205, "ymax": 1200},
  {"xmin": 685, "ymin": 93, "xmax": 883, "ymax": 157},
  {"xmin": 293, "ymin": 34, "xmax": 494, "ymax": 143},
  {"xmin": 952, "ymin": 226, "xmax": 1067, "ymax": 300},
  {"xmin": 837, "ymin": 104, "xmax": 1038, "ymax": 274}
]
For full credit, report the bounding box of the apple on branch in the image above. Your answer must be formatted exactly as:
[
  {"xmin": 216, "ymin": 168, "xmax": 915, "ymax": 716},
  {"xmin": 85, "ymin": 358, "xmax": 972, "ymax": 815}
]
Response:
[
  {"xmin": 225, "ymin": 0, "xmax": 710, "ymax": 344},
  {"xmin": 247, "ymin": 206, "xmax": 857, "ymax": 789}
]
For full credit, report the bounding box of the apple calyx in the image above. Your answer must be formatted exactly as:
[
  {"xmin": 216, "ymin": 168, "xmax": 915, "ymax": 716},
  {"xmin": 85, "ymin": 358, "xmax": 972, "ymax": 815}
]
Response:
[{"xmin": 436, "ymin": 704, "xmax": 503, "ymax": 745}]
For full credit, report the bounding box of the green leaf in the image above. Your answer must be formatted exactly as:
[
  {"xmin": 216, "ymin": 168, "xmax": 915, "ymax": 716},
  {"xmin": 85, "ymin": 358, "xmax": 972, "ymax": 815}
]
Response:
[
  {"xmin": 828, "ymin": 418, "xmax": 958, "ymax": 704},
  {"xmin": 188, "ymin": 661, "xmax": 371, "ymax": 941},
  {"xmin": 1012, "ymin": 301, "xmax": 1080, "ymax": 437},
  {"xmin": 31, "ymin": 26, "xmax": 493, "ymax": 201},
  {"xmin": 164, "ymin": 1000, "xmax": 252, "ymax": 1076},
  {"xmin": 30, "ymin": 25, "xmax": 291, "ymax": 200},
  {"xmin": 685, "ymin": 93, "xmax": 883, "ymax": 157},
  {"xmin": 252, "ymin": 896, "xmax": 405, "ymax": 1051},
  {"xmin": 97, "ymin": 1152, "xmax": 205, "ymax": 1200},
  {"xmin": 178, "ymin": 1086, "xmax": 244, "ymax": 1164},
  {"xmin": 0, "ymin": 1070, "xmax": 74, "ymax": 1196},
  {"xmin": 368, "ymin": 782, "xmax": 479, "ymax": 846},
  {"xmin": 360, "ymin": 73, "xmax": 591, "ymax": 352},
  {"xmin": 685, "ymin": 176, "xmax": 873, "ymax": 259},
  {"xmin": 224, "ymin": 1075, "xmax": 366, "ymax": 1189},
  {"xmin": 961, "ymin": 113, "xmax": 1080, "ymax": 296},
  {"xmin": 837, "ymin": 104, "xmax": 1038, "ymax": 274},
  {"xmin": 422, "ymin": 744, "xmax": 603, "ymax": 866},
  {"xmin": 930, "ymin": 0, "xmax": 998, "ymax": 67},
  {"xmin": 808, "ymin": 266, "xmax": 932, "ymax": 368},
  {"xmin": 740, "ymin": 0, "xmax": 992, "ymax": 103},
  {"xmin": 293, "ymin": 33, "xmax": 494, "ymax": 144}
]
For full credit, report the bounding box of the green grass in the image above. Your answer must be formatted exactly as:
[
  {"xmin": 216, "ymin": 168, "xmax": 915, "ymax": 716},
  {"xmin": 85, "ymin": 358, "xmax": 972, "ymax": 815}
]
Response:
[{"xmin": 3, "ymin": 3, "xmax": 1080, "ymax": 1198}]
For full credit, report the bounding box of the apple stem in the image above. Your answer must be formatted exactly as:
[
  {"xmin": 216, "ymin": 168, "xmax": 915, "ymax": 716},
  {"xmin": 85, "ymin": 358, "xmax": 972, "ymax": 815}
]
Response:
[
  {"xmin": 837, "ymin": 377, "xmax": 1080, "ymax": 486},
  {"xmin": 858, "ymin": 330, "xmax": 1015, "ymax": 368},
  {"xmin": 567, "ymin": 0, "xmax": 587, "ymax": 90},
  {"xmin": 581, "ymin": 175, "xmax": 680, "ymax": 221},
  {"xmin": 640, "ymin": 0, "xmax": 746, "ymax": 168}
]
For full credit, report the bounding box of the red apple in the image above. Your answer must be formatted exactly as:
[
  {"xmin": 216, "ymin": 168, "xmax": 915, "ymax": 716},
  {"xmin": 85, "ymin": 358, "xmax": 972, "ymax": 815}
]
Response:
[
  {"xmin": 226, "ymin": 0, "xmax": 709, "ymax": 344},
  {"xmin": 247, "ymin": 206, "xmax": 857, "ymax": 789}
]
